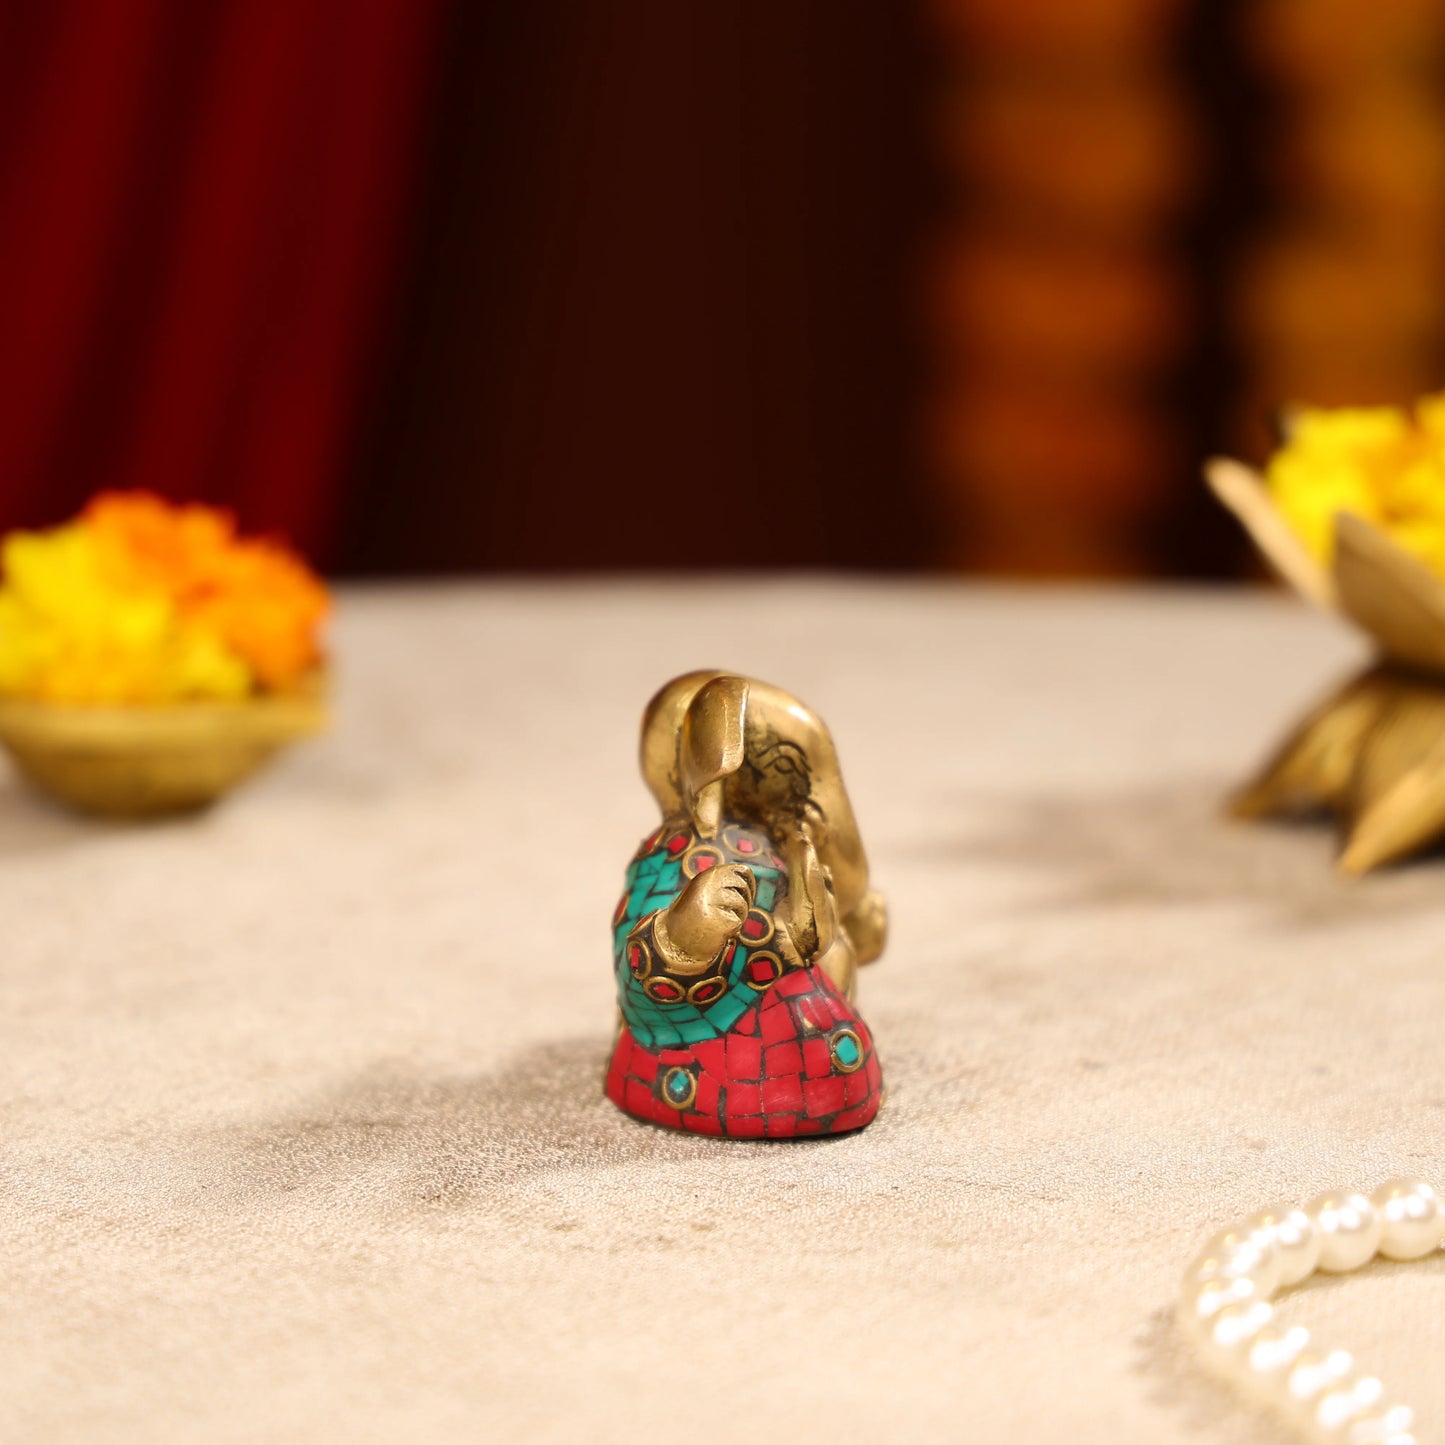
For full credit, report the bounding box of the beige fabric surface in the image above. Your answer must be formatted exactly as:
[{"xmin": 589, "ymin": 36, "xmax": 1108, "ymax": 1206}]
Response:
[{"xmin": 4, "ymin": 581, "xmax": 1445, "ymax": 1445}]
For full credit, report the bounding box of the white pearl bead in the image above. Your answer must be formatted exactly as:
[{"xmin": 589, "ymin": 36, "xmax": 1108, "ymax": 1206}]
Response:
[
  {"xmin": 1186, "ymin": 1221, "xmax": 1283, "ymax": 1297},
  {"xmin": 1278, "ymin": 1348, "xmax": 1356, "ymax": 1420},
  {"xmin": 1180, "ymin": 1183, "xmax": 1430, "ymax": 1443},
  {"xmin": 1237, "ymin": 1322, "xmax": 1313, "ymax": 1400},
  {"xmin": 1305, "ymin": 1192, "xmax": 1382, "ymax": 1273},
  {"xmin": 1248, "ymin": 1204, "xmax": 1322, "ymax": 1286},
  {"xmin": 1193, "ymin": 1300, "xmax": 1276, "ymax": 1374},
  {"xmin": 1369, "ymin": 1178, "xmax": 1445, "ymax": 1262},
  {"xmin": 1342, "ymin": 1403, "xmax": 1415, "ymax": 1444},
  {"xmin": 1308, "ymin": 1374, "xmax": 1384, "ymax": 1438},
  {"xmin": 1176, "ymin": 1274, "xmax": 1270, "ymax": 1343}
]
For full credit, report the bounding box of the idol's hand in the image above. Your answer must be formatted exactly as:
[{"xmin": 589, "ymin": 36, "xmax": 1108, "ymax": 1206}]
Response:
[
  {"xmin": 776, "ymin": 820, "xmax": 837, "ymax": 963},
  {"xmin": 656, "ymin": 864, "xmax": 756, "ymax": 972}
]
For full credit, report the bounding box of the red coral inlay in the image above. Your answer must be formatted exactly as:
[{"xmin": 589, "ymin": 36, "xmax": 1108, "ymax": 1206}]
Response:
[
  {"xmin": 691, "ymin": 1038, "xmax": 726, "ymax": 1077},
  {"xmin": 759, "ymin": 1000, "xmax": 796, "ymax": 1045},
  {"xmin": 606, "ymin": 963, "xmax": 882, "ymax": 1138},
  {"xmin": 764, "ymin": 1041, "xmax": 802, "ymax": 1077},
  {"xmin": 802, "ymin": 1037, "xmax": 833, "ymax": 1077},
  {"xmin": 725, "ymin": 1033, "xmax": 762, "ymax": 1081}
]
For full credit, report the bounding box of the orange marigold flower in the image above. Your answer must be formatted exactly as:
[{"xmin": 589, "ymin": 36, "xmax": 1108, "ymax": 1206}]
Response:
[
  {"xmin": 84, "ymin": 491, "xmax": 236, "ymax": 590},
  {"xmin": 188, "ymin": 538, "xmax": 329, "ymax": 691},
  {"xmin": 82, "ymin": 491, "xmax": 328, "ymax": 693}
]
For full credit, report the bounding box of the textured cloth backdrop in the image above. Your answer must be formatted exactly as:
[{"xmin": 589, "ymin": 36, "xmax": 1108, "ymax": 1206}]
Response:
[
  {"xmin": 0, "ymin": 0, "xmax": 440, "ymax": 559},
  {"xmin": 4, "ymin": 582, "xmax": 1444, "ymax": 1444}
]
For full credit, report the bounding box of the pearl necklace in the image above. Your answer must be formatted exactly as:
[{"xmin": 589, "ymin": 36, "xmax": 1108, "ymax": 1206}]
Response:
[{"xmin": 1178, "ymin": 1178, "xmax": 1444, "ymax": 1443}]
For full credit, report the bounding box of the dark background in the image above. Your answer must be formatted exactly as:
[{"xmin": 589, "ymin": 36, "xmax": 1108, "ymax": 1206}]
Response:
[
  {"xmin": 1, "ymin": 0, "xmax": 1441, "ymax": 577},
  {"xmin": 348, "ymin": 4, "xmax": 936, "ymax": 573}
]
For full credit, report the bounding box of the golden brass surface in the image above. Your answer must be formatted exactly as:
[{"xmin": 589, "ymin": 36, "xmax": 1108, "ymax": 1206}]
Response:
[
  {"xmin": 1209, "ymin": 457, "xmax": 1445, "ymax": 872},
  {"xmin": 0, "ymin": 685, "xmax": 326, "ymax": 819},
  {"xmin": 653, "ymin": 868, "xmax": 754, "ymax": 976},
  {"xmin": 1332, "ymin": 512, "xmax": 1445, "ymax": 676},
  {"xmin": 1206, "ymin": 456, "xmax": 1336, "ymax": 611},
  {"xmin": 639, "ymin": 672, "xmax": 886, "ymax": 997}
]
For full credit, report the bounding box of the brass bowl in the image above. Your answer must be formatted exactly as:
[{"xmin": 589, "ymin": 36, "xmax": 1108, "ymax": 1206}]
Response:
[{"xmin": 0, "ymin": 685, "xmax": 326, "ymax": 819}]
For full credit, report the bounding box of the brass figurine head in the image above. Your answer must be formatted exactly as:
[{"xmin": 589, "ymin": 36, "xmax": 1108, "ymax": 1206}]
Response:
[{"xmin": 638, "ymin": 671, "xmax": 886, "ymax": 996}]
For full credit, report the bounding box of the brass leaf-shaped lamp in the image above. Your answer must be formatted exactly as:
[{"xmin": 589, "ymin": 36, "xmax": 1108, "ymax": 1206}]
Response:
[{"xmin": 1208, "ymin": 428, "xmax": 1445, "ymax": 873}]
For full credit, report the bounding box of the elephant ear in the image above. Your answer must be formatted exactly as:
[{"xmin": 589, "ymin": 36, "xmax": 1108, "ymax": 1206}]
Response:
[{"xmin": 681, "ymin": 675, "xmax": 748, "ymax": 837}]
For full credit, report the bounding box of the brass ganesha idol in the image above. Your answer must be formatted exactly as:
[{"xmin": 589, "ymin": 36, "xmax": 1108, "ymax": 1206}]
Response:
[{"xmin": 605, "ymin": 672, "xmax": 887, "ymax": 1137}]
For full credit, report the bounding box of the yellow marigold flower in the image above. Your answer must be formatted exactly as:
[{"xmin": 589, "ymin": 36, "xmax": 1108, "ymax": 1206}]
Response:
[
  {"xmin": 0, "ymin": 493, "xmax": 326, "ymax": 705},
  {"xmin": 1267, "ymin": 395, "xmax": 1445, "ymax": 575},
  {"xmin": 82, "ymin": 492, "xmax": 327, "ymax": 692}
]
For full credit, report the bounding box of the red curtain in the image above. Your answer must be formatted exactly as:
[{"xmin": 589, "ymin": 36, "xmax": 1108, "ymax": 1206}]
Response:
[{"xmin": 0, "ymin": 0, "xmax": 441, "ymax": 564}]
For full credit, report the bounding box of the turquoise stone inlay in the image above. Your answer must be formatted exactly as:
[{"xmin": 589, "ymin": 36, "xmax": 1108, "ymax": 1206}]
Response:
[
  {"xmin": 613, "ymin": 819, "xmax": 784, "ymax": 1050},
  {"xmin": 833, "ymin": 1031, "xmax": 861, "ymax": 1069}
]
